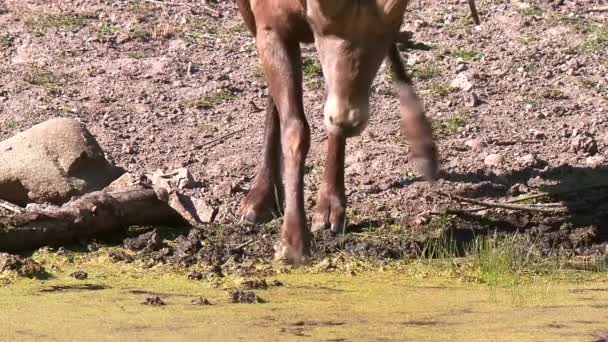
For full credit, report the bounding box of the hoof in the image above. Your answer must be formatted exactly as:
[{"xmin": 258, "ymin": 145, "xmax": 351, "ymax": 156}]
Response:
[
  {"xmin": 414, "ymin": 157, "xmax": 439, "ymax": 182},
  {"xmin": 274, "ymin": 241, "xmax": 310, "ymax": 265},
  {"xmin": 311, "ymin": 219, "xmax": 346, "ymax": 235}
]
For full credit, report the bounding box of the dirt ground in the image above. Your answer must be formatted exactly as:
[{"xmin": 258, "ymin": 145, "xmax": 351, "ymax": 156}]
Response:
[{"xmin": 1, "ymin": 0, "xmax": 608, "ymax": 259}]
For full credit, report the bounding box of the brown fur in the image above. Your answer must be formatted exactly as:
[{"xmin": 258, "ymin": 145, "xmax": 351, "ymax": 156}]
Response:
[{"xmin": 236, "ymin": 0, "xmax": 437, "ymax": 264}]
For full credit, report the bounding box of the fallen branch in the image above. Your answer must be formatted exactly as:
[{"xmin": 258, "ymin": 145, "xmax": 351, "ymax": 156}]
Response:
[
  {"xmin": 435, "ymin": 191, "xmax": 569, "ymax": 214},
  {"xmin": 0, "ymin": 199, "xmax": 24, "ymax": 215},
  {"xmin": 0, "ymin": 187, "xmax": 185, "ymax": 252}
]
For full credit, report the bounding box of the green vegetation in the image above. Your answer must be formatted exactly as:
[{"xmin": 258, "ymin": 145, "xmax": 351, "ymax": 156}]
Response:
[
  {"xmin": 24, "ymin": 65, "xmax": 70, "ymax": 96},
  {"xmin": 97, "ymin": 23, "xmax": 120, "ymax": 42},
  {"xmin": 0, "ymin": 32, "xmax": 12, "ymax": 48},
  {"xmin": 450, "ymin": 47, "xmax": 479, "ymax": 61},
  {"xmin": 519, "ymin": 5, "xmax": 543, "ymax": 17},
  {"xmin": 430, "ymin": 83, "xmax": 457, "ymax": 97},
  {"xmin": 25, "ymin": 12, "xmax": 95, "ymax": 33},
  {"xmin": 584, "ymin": 25, "xmax": 608, "ymax": 52},
  {"xmin": 0, "ymin": 119, "xmax": 17, "ymax": 131},
  {"xmin": 302, "ymin": 58, "xmax": 323, "ymax": 78},
  {"xmin": 127, "ymin": 52, "xmax": 145, "ymax": 59},
  {"xmin": 432, "ymin": 111, "xmax": 469, "ymax": 136},
  {"xmin": 188, "ymin": 89, "xmax": 238, "ymax": 109},
  {"xmin": 414, "ymin": 64, "xmax": 441, "ymax": 81}
]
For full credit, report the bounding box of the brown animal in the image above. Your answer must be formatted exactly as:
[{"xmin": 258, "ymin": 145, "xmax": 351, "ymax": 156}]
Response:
[{"xmin": 236, "ymin": 0, "xmax": 439, "ymax": 264}]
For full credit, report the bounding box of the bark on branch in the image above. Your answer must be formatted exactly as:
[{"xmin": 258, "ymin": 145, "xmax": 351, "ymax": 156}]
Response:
[{"xmin": 0, "ymin": 187, "xmax": 185, "ymax": 252}]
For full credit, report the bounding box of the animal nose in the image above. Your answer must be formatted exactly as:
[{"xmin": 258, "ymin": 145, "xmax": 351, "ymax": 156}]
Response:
[
  {"xmin": 326, "ymin": 108, "xmax": 368, "ymax": 137},
  {"xmin": 328, "ymin": 113, "xmax": 361, "ymax": 130}
]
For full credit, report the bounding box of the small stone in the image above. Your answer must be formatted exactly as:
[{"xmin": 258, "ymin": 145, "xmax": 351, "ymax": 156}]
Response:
[
  {"xmin": 508, "ymin": 183, "xmax": 529, "ymax": 196},
  {"xmin": 519, "ymin": 154, "xmax": 544, "ymax": 168},
  {"xmin": 122, "ymin": 144, "xmax": 134, "ymax": 154},
  {"xmin": 450, "ymin": 74, "xmax": 473, "ymax": 91},
  {"xmin": 69, "ymin": 271, "xmax": 88, "ymax": 280},
  {"xmin": 466, "ymin": 92, "xmax": 481, "ymax": 107},
  {"xmin": 456, "ymin": 63, "xmax": 469, "ymax": 73},
  {"xmin": 484, "ymin": 153, "xmax": 504, "ymax": 166},
  {"xmin": 465, "ymin": 138, "xmax": 486, "ymax": 151},
  {"xmin": 529, "ymin": 129, "xmax": 546, "ymax": 139}
]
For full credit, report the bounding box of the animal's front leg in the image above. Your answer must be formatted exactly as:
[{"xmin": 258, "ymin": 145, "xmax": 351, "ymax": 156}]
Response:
[
  {"xmin": 240, "ymin": 97, "xmax": 282, "ymax": 223},
  {"xmin": 388, "ymin": 44, "xmax": 439, "ymax": 180},
  {"xmin": 257, "ymin": 30, "xmax": 310, "ymax": 264},
  {"xmin": 312, "ymin": 133, "xmax": 347, "ymax": 234}
]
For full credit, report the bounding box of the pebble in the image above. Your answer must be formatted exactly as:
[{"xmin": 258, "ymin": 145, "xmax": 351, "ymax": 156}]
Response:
[
  {"xmin": 466, "ymin": 92, "xmax": 481, "ymax": 107},
  {"xmin": 450, "ymin": 74, "xmax": 473, "ymax": 91},
  {"xmin": 455, "ymin": 63, "xmax": 469, "ymax": 73},
  {"xmin": 484, "ymin": 153, "xmax": 504, "ymax": 166},
  {"xmin": 465, "ymin": 138, "xmax": 486, "ymax": 151}
]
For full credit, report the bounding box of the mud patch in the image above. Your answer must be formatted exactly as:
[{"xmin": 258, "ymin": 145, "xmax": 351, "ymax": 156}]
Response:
[
  {"xmin": 400, "ymin": 320, "xmax": 453, "ymax": 327},
  {"xmin": 291, "ymin": 321, "xmax": 346, "ymax": 327},
  {"xmin": 40, "ymin": 284, "xmax": 107, "ymax": 292}
]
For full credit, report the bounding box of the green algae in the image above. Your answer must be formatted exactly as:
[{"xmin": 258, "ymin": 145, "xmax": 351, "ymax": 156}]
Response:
[{"xmin": 1, "ymin": 248, "xmax": 608, "ymax": 341}]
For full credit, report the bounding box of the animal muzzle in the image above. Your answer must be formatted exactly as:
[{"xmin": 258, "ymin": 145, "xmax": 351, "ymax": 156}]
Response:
[{"xmin": 324, "ymin": 97, "xmax": 369, "ymax": 138}]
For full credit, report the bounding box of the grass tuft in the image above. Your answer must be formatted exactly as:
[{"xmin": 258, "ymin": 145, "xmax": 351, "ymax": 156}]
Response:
[{"xmin": 188, "ymin": 89, "xmax": 237, "ymax": 109}]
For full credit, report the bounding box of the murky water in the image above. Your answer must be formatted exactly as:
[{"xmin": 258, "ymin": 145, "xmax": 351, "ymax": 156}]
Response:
[{"xmin": 1, "ymin": 269, "xmax": 607, "ymax": 341}]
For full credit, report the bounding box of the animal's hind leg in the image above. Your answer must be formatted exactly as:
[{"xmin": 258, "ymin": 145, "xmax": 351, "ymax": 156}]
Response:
[
  {"xmin": 312, "ymin": 133, "xmax": 347, "ymax": 234},
  {"xmin": 388, "ymin": 44, "xmax": 438, "ymax": 179},
  {"xmin": 240, "ymin": 96, "xmax": 283, "ymax": 223}
]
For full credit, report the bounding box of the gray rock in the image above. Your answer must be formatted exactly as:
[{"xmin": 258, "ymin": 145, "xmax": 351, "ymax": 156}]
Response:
[{"xmin": 0, "ymin": 118, "xmax": 123, "ymax": 205}]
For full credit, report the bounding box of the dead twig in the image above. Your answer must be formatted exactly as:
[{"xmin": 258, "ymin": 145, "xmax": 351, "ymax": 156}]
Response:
[
  {"xmin": 231, "ymin": 239, "xmax": 254, "ymax": 251},
  {"xmin": 200, "ymin": 128, "xmax": 246, "ymax": 149},
  {"xmin": 0, "ymin": 199, "xmax": 25, "ymax": 214},
  {"xmin": 588, "ymin": 6, "xmax": 608, "ymax": 13},
  {"xmin": 436, "ymin": 191, "xmax": 569, "ymax": 214}
]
